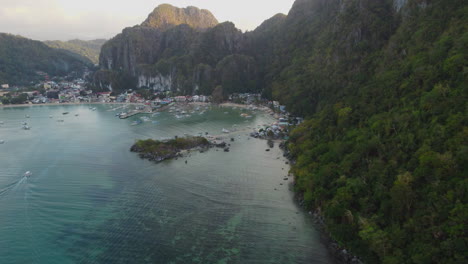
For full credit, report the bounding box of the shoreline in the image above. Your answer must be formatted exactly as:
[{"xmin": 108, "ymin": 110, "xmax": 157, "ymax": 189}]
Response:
[
  {"xmin": 188, "ymin": 101, "xmax": 272, "ymax": 112},
  {"xmin": 0, "ymin": 101, "xmax": 271, "ymax": 111},
  {"xmin": 279, "ymin": 144, "xmax": 363, "ymax": 264},
  {"xmin": 0, "ymin": 102, "xmax": 140, "ymax": 108}
]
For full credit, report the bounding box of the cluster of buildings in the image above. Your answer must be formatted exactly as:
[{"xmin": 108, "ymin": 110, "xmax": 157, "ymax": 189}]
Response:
[
  {"xmin": 1, "ymin": 76, "xmax": 290, "ymax": 119},
  {"xmin": 0, "ymin": 78, "xmax": 91, "ymax": 105}
]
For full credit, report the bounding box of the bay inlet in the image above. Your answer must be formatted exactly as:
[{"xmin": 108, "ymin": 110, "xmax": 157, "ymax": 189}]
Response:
[{"xmin": 0, "ymin": 104, "xmax": 334, "ymax": 263}]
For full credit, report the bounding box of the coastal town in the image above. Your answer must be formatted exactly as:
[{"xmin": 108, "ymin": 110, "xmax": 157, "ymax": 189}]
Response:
[
  {"xmin": 1, "ymin": 74, "xmax": 277, "ymax": 109},
  {"xmin": 0, "ymin": 74, "xmax": 305, "ymax": 142}
]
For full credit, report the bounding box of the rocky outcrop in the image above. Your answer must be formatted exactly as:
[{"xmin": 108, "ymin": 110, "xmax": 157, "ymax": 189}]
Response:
[
  {"xmin": 97, "ymin": 12, "xmax": 248, "ymax": 94},
  {"xmin": 99, "ymin": 27, "xmax": 164, "ymax": 75},
  {"xmin": 137, "ymin": 74, "xmax": 173, "ymax": 91},
  {"xmin": 141, "ymin": 4, "xmax": 218, "ymax": 31},
  {"xmin": 130, "ymin": 137, "xmax": 211, "ymax": 163}
]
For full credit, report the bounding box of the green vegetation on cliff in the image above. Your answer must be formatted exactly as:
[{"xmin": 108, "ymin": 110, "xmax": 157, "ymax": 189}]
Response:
[{"xmin": 0, "ymin": 33, "xmax": 92, "ymax": 85}]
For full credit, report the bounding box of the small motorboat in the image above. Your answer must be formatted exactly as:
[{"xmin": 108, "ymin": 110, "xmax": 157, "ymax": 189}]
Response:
[
  {"xmin": 62, "ymin": 112, "xmax": 69, "ymax": 115},
  {"xmin": 22, "ymin": 125, "xmax": 31, "ymax": 130},
  {"xmin": 24, "ymin": 171, "xmax": 32, "ymax": 177},
  {"xmin": 0, "ymin": 140, "xmax": 4, "ymax": 144},
  {"xmin": 222, "ymin": 128, "xmax": 230, "ymax": 133}
]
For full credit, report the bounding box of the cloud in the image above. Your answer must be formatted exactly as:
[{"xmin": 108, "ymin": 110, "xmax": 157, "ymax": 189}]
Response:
[
  {"xmin": 0, "ymin": 0, "xmax": 138, "ymax": 41},
  {"xmin": 0, "ymin": 0, "xmax": 296, "ymax": 41}
]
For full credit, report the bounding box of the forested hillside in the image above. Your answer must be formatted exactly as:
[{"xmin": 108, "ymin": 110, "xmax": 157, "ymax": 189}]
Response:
[
  {"xmin": 44, "ymin": 39, "xmax": 106, "ymax": 65},
  {"xmin": 280, "ymin": 0, "xmax": 467, "ymax": 263},
  {"xmin": 0, "ymin": 33, "xmax": 92, "ymax": 85}
]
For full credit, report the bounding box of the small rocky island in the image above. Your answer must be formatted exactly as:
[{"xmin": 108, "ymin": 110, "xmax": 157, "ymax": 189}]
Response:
[{"xmin": 130, "ymin": 136, "xmax": 211, "ymax": 162}]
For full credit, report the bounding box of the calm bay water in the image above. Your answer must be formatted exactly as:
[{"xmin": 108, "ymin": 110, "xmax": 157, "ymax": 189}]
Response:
[{"xmin": 0, "ymin": 104, "xmax": 333, "ymax": 264}]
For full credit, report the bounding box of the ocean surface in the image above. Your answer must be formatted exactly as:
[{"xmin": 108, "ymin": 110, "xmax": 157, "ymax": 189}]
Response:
[{"xmin": 0, "ymin": 104, "xmax": 333, "ymax": 264}]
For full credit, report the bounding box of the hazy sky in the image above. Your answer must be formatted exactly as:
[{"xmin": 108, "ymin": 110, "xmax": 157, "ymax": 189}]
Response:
[{"xmin": 0, "ymin": 0, "xmax": 296, "ymax": 41}]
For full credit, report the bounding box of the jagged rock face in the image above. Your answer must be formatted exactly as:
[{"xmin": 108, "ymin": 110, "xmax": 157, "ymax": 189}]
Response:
[
  {"xmin": 96, "ymin": 0, "xmax": 408, "ymax": 95},
  {"xmin": 192, "ymin": 22, "xmax": 244, "ymax": 65},
  {"xmin": 99, "ymin": 4, "xmax": 219, "ymax": 76},
  {"xmin": 98, "ymin": 4, "xmax": 232, "ymax": 92},
  {"xmin": 99, "ymin": 27, "xmax": 164, "ymax": 75},
  {"xmin": 98, "ymin": 19, "xmax": 245, "ymax": 93},
  {"xmin": 137, "ymin": 74, "xmax": 173, "ymax": 91},
  {"xmin": 141, "ymin": 4, "xmax": 218, "ymax": 31}
]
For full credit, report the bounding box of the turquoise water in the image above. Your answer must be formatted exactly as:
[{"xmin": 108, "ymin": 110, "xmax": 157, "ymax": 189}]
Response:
[{"xmin": 0, "ymin": 104, "xmax": 333, "ymax": 264}]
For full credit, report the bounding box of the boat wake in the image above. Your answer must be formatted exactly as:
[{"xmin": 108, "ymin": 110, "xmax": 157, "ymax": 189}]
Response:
[
  {"xmin": 0, "ymin": 174, "xmax": 41, "ymax": 259},
  {"xmin": 0, "ymin": 176, "xmax": 28, "ymax": 197}
]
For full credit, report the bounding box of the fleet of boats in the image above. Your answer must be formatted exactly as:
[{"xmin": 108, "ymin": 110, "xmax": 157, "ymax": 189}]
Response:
[{"xmin": 2, "ymin": 104, "xmax": 262, "ymax": 149}]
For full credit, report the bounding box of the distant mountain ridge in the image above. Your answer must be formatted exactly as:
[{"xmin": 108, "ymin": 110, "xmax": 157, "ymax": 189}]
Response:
[
  {"xmin": 44, "ymin": 39, "xmax": 107, "ymax": 65},
  {"xmin": 0, "ymin": 33, "xmax": 92, "ymax": 85}
]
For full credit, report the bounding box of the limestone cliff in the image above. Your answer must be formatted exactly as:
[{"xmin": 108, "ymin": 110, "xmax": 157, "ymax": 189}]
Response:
[
  {"xmin": 97, "ymin": 5, "xmax": 247, "ymax": 94},
  {"xmin": 141, "ymin": 4, "xmax": 218, "ymax": 31},
  {"xmin": 95, "ymin": 0, "xmax": 414, "ymax": 96}
]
